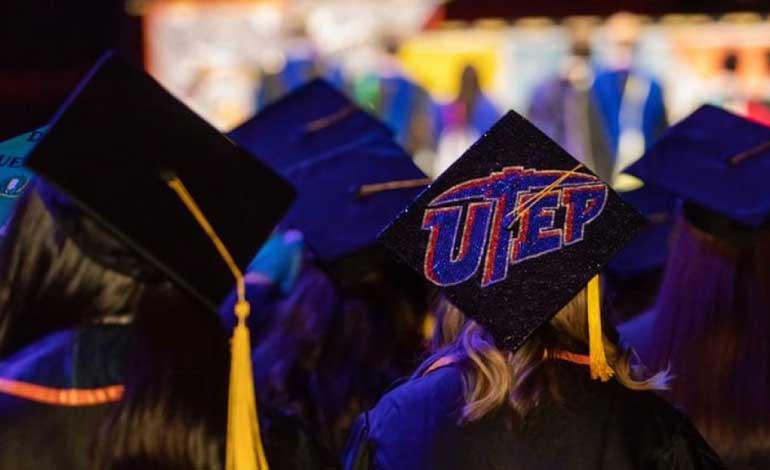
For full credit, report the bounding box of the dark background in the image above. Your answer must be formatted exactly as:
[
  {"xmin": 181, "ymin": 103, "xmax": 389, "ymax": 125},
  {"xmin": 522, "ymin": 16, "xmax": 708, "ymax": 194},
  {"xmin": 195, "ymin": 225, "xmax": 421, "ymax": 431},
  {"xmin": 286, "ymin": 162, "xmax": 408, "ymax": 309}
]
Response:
[
  {"xmin": 1, "ymin": 0, "xmax": 767, "ymax": 140},
  {"xmin": 1, "ymin": 0, "xmax": 141, "ymax": 140}
]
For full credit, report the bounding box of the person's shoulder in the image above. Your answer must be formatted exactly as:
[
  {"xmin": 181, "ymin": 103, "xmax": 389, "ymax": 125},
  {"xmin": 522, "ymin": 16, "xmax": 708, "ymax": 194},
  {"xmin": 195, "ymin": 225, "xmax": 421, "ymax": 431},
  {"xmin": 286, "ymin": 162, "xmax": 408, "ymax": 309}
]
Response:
[
  {"xmin": 384, "ymin": 365, "xmax": 463, "ymax": 403},
  {"xmin": 613, "ymin": 387, "xmax": 724, "ymax": 468},
  {"xmin": 0, "ymin": 329, "xmax": 75, "ymax": 385},
  {"xmin": 368, "ymin": 365, "xmax": 465, "ymax": 427},
  {"xmin": 345, "ymin": 366, "xmax": 466, "ymax": 470}
]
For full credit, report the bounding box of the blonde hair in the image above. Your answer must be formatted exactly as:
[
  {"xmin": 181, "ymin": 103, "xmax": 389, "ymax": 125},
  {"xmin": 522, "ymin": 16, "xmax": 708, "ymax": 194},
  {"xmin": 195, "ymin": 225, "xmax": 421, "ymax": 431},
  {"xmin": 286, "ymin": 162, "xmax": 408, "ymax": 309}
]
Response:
[{"xmin": 416, "ymin": 285, "xmax": 670, "ymax": 423}]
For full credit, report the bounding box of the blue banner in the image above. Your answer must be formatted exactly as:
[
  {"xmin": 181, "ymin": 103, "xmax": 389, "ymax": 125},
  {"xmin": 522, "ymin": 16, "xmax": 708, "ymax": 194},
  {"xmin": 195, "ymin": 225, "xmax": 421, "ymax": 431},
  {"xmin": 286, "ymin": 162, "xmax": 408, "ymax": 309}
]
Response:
[{"xmin": 0, "ymin": 127, "xmax": 47, "ymax": 228}]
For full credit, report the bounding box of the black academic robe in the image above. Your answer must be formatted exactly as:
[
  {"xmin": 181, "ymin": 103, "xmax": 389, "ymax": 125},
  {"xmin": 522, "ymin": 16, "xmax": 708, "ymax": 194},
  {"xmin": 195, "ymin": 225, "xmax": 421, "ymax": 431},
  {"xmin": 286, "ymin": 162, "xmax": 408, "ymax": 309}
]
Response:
[
  {"xmin": 0, "ymin": 325, "xmax": 328, "ymax": 470},
  {"xmin": 620, "ymin": 312, "xmax": 770, "ymax": 469},
  {"xmin": 343, "ymin": 362, "xmax": 723, "ymax": 470}
]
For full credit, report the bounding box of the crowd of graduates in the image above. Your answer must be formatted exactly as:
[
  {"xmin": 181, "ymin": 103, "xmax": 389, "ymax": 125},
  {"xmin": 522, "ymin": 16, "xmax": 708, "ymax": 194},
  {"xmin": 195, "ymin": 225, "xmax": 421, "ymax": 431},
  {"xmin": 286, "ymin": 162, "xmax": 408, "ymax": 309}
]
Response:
[{"xmin": 0, "ymin": 14, "xmax": 769, "ymax": 469}]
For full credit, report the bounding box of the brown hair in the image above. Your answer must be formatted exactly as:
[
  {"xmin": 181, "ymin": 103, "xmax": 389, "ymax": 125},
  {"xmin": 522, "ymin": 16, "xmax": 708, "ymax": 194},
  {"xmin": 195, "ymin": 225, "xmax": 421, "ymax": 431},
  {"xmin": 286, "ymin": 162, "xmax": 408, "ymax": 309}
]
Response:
[
  {"xmin": 415, "ymin": 285, "xmax": 668, "ymax": 423},
  {"xmin": 647, "ymin": 214, "xmax": 770, "ymax": 461},
  {"xmin": 252, "ymin": 259, "xmax": 428, "ymax": 455},
  {"xmin": 0, "ymin": 189, "xmax": 228, "ymax": 469}
]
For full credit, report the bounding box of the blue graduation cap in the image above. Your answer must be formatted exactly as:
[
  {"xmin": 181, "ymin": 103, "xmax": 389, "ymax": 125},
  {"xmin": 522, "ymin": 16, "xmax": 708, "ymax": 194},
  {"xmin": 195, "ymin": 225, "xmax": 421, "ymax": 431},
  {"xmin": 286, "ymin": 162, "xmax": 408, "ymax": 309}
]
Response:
[
  {"xmin": 627, "ymin": 104, "xmax": 770, "ymax": 228},
  {"xmin": 230, "ymin": 78, "xmax": 394, "ymax": 172},
  {"xmin": 231, "ymin": 80, "xmax": 429, "ymax": 264},
  {"xmin": 606, "ymin": 183, "xmax": 678, "ymax": 279},
  {"xmin": 279, "ymin": 142, "xmax": 428, "ymax": 263},
  {"xmin": 0, "ymin": 127, "xmax": 47, "ymax": 227}
]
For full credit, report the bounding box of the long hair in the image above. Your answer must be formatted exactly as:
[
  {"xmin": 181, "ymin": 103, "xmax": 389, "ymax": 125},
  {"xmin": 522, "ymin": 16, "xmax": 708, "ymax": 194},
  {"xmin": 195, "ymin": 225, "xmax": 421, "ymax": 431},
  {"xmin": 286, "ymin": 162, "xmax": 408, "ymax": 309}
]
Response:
[
  {"xmin": 646, "ymin": 214, "xmax": 770, "ymax": 461},
  {"xmin": 415, "ymin": 286, "xmax": 668, "ymax": 424},
  {"xmin": 252, "ymin": 257, "xmax": 428, "ymax": 455},
  {"xmin": 0, "ymin": 189, "xmax": 228, "ymax": 469}
]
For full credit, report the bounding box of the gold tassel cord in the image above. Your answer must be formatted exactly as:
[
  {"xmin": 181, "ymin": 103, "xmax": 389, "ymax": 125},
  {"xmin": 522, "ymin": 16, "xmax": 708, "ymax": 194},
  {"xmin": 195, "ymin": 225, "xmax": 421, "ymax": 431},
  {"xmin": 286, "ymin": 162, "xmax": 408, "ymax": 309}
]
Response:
[
  {"xmin": 358, "ymin": 178, "xmax": 433, "ymax": 198},
  {"xmin": 729, "ymin": 140, "xmax": 770, "ymax": 166},
  {"xmin": 587, "ymin": 275, "xmax": 614, "ymax": 382},
  {"xmin": 305, "ymin": 105, "xmax": 357, "ymax": 132},
  {"xmin": 166, "ymin": 177, "xmax": 269, "ymax": 470},
  {"xmin": 506, "ymin": 163, "xmax": 585, "ymax": 229}
]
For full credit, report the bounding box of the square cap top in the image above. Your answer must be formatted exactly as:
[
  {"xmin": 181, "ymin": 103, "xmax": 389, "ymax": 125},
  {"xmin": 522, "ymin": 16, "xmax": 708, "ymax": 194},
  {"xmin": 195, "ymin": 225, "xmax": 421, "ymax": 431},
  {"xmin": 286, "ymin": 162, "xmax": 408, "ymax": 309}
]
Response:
[
  {"xmin": 25, "ymin": 52, "xmax": 295, "ymax": 312},
  {"xmin": 278, "ymin": 138, "xmax": 428, "ymax": 263},
  {"xmin": 379, "ymin": 111, "xmax": 646, "ymax": 351},
  {"xmin": 229, "ymin": 79, "xmax": 393, "ymax": 171},
  {"xmin": 627, "ymin": 104, "xmax": 770, "ymax": 228}
]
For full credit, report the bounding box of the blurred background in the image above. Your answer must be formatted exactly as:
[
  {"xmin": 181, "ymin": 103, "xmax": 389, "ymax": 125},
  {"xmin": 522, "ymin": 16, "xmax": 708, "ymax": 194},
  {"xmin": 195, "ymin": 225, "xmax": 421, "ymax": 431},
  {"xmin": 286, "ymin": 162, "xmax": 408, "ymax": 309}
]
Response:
[{"xmin": 3, "ymin": 0, "xmax": 770, "ymax": 176}]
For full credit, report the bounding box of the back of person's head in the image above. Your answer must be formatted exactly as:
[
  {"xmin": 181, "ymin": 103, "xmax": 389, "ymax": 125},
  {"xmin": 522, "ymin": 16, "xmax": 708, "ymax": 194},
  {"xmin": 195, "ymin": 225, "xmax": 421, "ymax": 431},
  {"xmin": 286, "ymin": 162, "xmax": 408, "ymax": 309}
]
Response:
[
  {"xmin": 564, "ymin": 17, "xmax": 596, "ymax": 59},
  {"xmin": 0, "ymin": 187, "xmax": 229, "ymax": 469},
  {"xmin": 253, "ymin": 255, "xmax": 429, "ymax": 454},
  {"xmin": 416, "ymin": 286, "xmax": 668, "ymax": 424},
  {"xmin": 648, "ymin": 208, "xmax": 770, "ymax": 461},
  {"xmin": 457, "ymin": 65, "xmax": 482, "ymax": 114},
  {"xmin": 0, "ymin": 189, "xmax": 145, "ymax": 356},
  {"xmin": 252, "ymin": 262, "xmax": 339, "ymax": 413},
  {"xmin": 723, "ymin": 51, "xmax": 739, "ymax": 73},
  {"xmin": 605, "ymin": 11, "xmax": 642, "ymax": 51}
]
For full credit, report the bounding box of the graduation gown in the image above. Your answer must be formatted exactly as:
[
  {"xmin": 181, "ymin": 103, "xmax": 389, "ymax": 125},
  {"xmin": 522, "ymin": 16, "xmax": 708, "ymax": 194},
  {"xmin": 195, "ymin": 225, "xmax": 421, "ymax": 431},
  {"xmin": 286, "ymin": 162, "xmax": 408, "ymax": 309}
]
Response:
[
  {"xmin": 590, "ymin": 69, "xmax": 668, "ymax": 181},
  {"xmin": 343, "ymin": 362, "xmax": 723, "ymax": 470},
  {"xmin": 0, "ymin": 325, "xmax": 328, "ymax": 470},
  {"xmin": 527, "ymin": 76, "xmax": 611, "ymax": 182},
  {"xmin": 0, "ymin": 326, "xmax": 127, "ymax": 469}
]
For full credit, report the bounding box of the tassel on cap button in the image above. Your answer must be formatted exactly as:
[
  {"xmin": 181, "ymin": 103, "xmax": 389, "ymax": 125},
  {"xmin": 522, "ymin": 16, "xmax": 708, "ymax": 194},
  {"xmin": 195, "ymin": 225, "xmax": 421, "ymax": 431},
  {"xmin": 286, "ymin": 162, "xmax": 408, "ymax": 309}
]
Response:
[
  {"xmin": 165, "ymin": 176, "xmax": 269, "ymax": 470},
  {"xmin": 587, "ymin": 275, "xmax": 614, "ymax": 382}
]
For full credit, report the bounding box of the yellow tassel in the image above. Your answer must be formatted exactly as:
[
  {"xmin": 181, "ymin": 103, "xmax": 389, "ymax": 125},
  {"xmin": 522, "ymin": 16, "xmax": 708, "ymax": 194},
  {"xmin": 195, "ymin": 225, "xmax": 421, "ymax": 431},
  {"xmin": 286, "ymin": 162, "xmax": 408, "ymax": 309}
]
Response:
[
  {"xmin": 421, "ymin": 312, "xmax": 436, "ymax": 341},
  {"xmin": 165, "ymin": 176, "xmax": 269, "ymax": 470},
  {"xmin": 227, "ymin": 300, "xmax": 269, "ymax": 470},
  {"xmin": 587, "ymin": 275, "xmax": 614, "ymax": 382}
]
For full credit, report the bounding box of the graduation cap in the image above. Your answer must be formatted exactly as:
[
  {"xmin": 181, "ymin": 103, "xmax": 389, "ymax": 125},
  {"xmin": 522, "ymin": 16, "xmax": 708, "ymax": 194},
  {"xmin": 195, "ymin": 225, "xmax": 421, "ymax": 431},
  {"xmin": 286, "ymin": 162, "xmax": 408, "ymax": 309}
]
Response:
[
  {"xmin": 231, "ymin": 81, "xmax": 430, "ymax": 268},
  {"xmin": 25, "ymin": 52, "xmax": 294, "ymax": 470},
  {"xmin": 626, "ymin": 104, "xmax": 770, "ymax": 229},
  {"xmin": 380, "ymin": 110, "xmax": 647, "ymax": 380},
  {"xmin": 0, "ymin": 127, "xmax": 46, "ymax": 227},
  {"xmin": 230, "ymin": 78, "xmax": 394, "ymax": 171},
  {"xmin": 279, "ymin": 140, "xmax": 428, "ymax": 264},
  {"xmin": 606, "ymin": 183, "xmax": 678, "ymax": 279}
]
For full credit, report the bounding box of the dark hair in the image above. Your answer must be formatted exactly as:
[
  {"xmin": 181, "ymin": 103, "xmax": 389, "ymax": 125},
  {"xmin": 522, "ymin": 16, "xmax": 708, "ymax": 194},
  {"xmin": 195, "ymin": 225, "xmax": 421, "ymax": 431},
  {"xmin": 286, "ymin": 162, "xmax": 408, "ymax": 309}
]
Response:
[
  {"xmin": 0, "ymin": 190, "xmax": 145, "ymax": 356},
  {"xmin": 723, "ymin": 52, "xmax": 739, "ymax": 73},
  {"xmin": 0, "ymin": 188, "xmax": 228, "ymax": 469},
  {"xmin": 457, "ymin": 64, "xmax": 482, "ymax": 122},
  {"xmin": 252, "ymin": 256, "xmax": 428, "ymax": 455},
  {"xmin": 648, "ymin": 213, "xmax": 770, "ymax": 462}
]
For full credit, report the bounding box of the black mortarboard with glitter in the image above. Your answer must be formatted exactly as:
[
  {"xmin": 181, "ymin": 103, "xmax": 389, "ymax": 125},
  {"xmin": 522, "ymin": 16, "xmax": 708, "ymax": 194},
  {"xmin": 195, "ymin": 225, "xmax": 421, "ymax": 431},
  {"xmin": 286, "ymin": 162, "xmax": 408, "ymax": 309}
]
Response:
[{"xmin": 380, "ymin": 110, "xmax": 646, "ymax": 359}]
